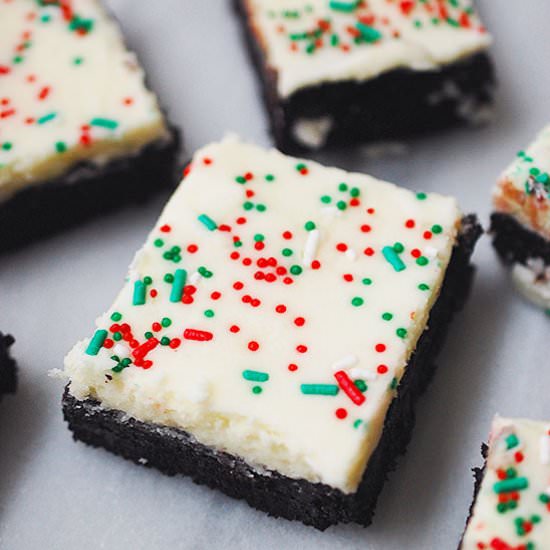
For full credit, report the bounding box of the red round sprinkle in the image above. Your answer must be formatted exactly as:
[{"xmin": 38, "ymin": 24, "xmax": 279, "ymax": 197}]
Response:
[
  {"xmin": 230, "ymin": 325, "xmax": 240, "ymax": 333},
  {"xmin": 336, "ymin": 243, "xmax": 348, "ymax": 252},
  {"xmin": 377, "ymin": 364, "xmax": 388, "ymax": 374},
  {"xmin": 282, "ymin": 231, "xmax": 293, "ymax": 240},
  {"xmin": 251, "ymin": 299, "xmax": 261, "ymax": 307},
  {"xmin": 246, "ymin": 189, "xmax": 255, "ymax": 198},
  {"xmin": 367, "ymin": 208, "xmax": 375, "ymax": 214},
  {"xmin": 411, "ymin": 249, "xmax": 421, "ymax": 258},
  {"xmin": 236, "ymin": 217, "xmax": 247, "ymax": 224},
  {"xmin": 123, "ymin": 97, "xmax": 134, "ymax": 106},
  {"xmin": 248, "ymin": 341, "xmax": 259, "ymax": 351},
  {"xmin": 288, "ymin": 363, "xmax": 298, "ymax": 372},
  {"xmin": 182, "ymin": 295, "xmax": 194, "ymax": 304},
  {"xmin": 169, "ymin": 338, "xmax": 181, "ymax": 349},
  {"xmin": 233, "ymin": 281, "xmax": 244, "ymax": 290},
  {"xmin": 363, "ymin": 247, "xmax": 374, "ymax": 256},
  {"xmin": 244, "ymin": 172, "xmax": 254, "ymax": 181},
  {"xmin": 349, "ymin": 198, "xmax": 360, "ymax": 207},
  {"xmin": 210, "ymin": 291, "xmax": 221, "ymax": 300},
  {"xmin": 254, "ymin": 241, "xmax": 265, "ymax": 251},
  {"xmin": 160, "ymin": 224, "xmax": 171, "ymax": 232},
  {"xmin": 275, "ymin": 305, "xmax": 287, "ymax": 314},
  {"xmin": 202, "ymin": 157, "xmax": 212, "ymax": 165},
  {"xmin": 375, "ymin": 343, "xmax": 386, "ymax": 353},
  {"xmin": 152, "ymin": 322, "xmax": 161, "ymax": 332},
  {"xmin": 343, "ymin": 274, "xmax": 353, "ymax": 282},
  {"xmin": 360, "ymin": 224, "xmax": 371, "ymax": 233},
  {"xmin": 294, "ymin": 317, "xmax": 305, "ymax": 326},
  {"xmin": 283, "ymin": 277, "xmax": 294, "ymax": 285},
  {"xmin": 103, "ymin": 338, "xmax": 114, "ymax": 349},
  {"xmin": 296, "ymin": 344, "xmax": 307, "ymax": 353},
  {"xmin": 311, "ymin": 260, "xmax": 321, "ymax": 270},
  {"xmin": 187, "ymin": 244, "xmax": 198, "ymax": 253},
  {"xmin": 423, "ymin": 231, "xmax": 432, "ymax": 240},
  {"xmin": 405, "ymin": 219, "xmax": 415, "ymax": 228},
  {"xmin": 230, "ymin": 251, "xmax": 240, "ymax": 260},
  {"xmin": 150, "ymin": 289, "xmax": 158, "ymax": 298},
  {"xmin": 335, "ymin": 408, "xmax": 348, "ymax": 419},
  {"xmin": 242, "ymin": 258, "xmax": 252, "ymax": 266},
  {"xmin": 515, "ymin": 451, "xmax": 524, "ymax": 463}
]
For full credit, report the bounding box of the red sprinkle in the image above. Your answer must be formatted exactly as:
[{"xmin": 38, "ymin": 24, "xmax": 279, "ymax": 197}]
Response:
[
  {"xmin": 288, "ymin": 363, "xmax": 298, "ymax": 372},
  {"xmin": 229, "ymin": 325, "xmax": 240, "ymax": 333},
  {"xmin": 248, "ymin": 341, "xmax": 259, "ymax": 351},
  {"xmin": 334, "ymin": 370, "xmax": 366, "ymax": 406},
  {"xmin": 375, "ymin": 343, "xmax": 386, "ymax": 353},
  {"xmin": 183, "ymin": 329, "xmax": 213, "ymax": 342},
  {"xmin": 377, "ymin": 364, "xmax": 389, "ymax": 374},
  {"xmin": 335, "ymin": 408, "xmax": 348, "ymax": 419}
]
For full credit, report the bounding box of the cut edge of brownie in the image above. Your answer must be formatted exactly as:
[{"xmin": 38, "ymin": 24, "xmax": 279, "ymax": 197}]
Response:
[
  {"xmin": 62, "ymin": 214, "xmax": 482, "ymax": 531},
  {"xmin": 490, "ymin": 212, "xmax": 550, "ymax": 267},
  {"xmin": 0, "ymin": 125, "xmax": 181, "ymax": 254},
  {"xmin": 0, "ymin": 332, "xmax": 17, "ymax": 398},
  {"xmin": 457, "ymin": 443, "xmax": 488, "ymax": 550},
  {"xmin": 233, "ymin": 0, "xmax": 495, "ymax": 153}
]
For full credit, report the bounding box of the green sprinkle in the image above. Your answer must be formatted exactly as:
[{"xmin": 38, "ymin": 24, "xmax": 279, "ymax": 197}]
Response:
[
  {"xmin": 161, "ymin": 317, "xmax": 172, "ymax": 328},
  {"xmin": 296, "ymin": 162, "xmax": 307, "ymax": 172},
  {"xmin": 265, "ymin": 174, "xmax": 275, "ymax": 182},
  {"xmin": 1, "ymin": 142, "xmax": 13, "ymax": 151},
  {"xmin": 351, "ymin": 297, "xmax": 364, "ymax": 307},
  {"xmin": 431, "ymin": 224, "xmax": 443, "ymax": 234},
  {"xmin": 282, "ymin": 248, "xmax": 293, "ymax": 257},
  {"xmin": 355, "ymin": 22, "xmax": 382, "ymax": 42},
  {"xmin": 396, "ymin": 328, "xmax": 407, "ymax": 339},
  {"xmin": 132, "ymin": 280, "xmax": 146, "ymax": 306},
  {"xmin": 505, "ymin": 433, "xmax": 519, "ymax": 450},
  {"xmin": 235, "ymin": 175, "xmax": 246, "ymax": 184},
  {"xmin": 90, "ymin": 117, "xmax": 118, "ymax": 130},
  {"xmin": 204, "ymin": 309, "xmax": 215, "ymax": 318},
  {"xmin": 362, "ymin": 278, "xmax": 372, "ymax": 285},
  {"xmin": 338, "ymin": 182, "xmax": 348, "ymax": 192},
  {"xmin": 85, "ymin": 330, "xmax": 108, "ymax": 356},
  {"xmin": 350, "ymin": 187, "xmax": 360, "ymax": 197},
  {"xmin": 389, "ymin": 377, "xmax": 398, "ymax": 390},
  {"xmin": 416, "ymin": 256, "xmax": 429, "ymax": 266},
  {"xmin": 144, "ymin": 331, "xmax": 153, "ymax": 340},
  {"xmin": 418, "ymin": 283, "xmax": 430, "ymax": 291},
  {"xmin": 242, "ymin": 370, "xmax": 270, "ymax": 383},
  {"xmin": 243, "ymin": 201, "xmax": 254, "ymax": 210},
  {"xmin": 329, "ymin": 0, "xmax": 359, "ymax": 12},
  {"xmin": 252, "ymin": 386, "xmax": 263, "ymax": 394},
  {"xmin": 37, "ymin": 112, "xmax": 57, "ymax": 125},
  {"xmin": 55, "ymin": 141, "xmax": 67, "ymax": 153},
  {"xmin": 198, "ymin": 213, "xmax": 217, "ymax": 231},
  {"xmin": 290, "ymin": 265, "xmax": 303, "ymax": 275},
  {"xmin": 160, "ymin": 336, "xmax": 170, "ymax": 346},
  {"xmin": 393, "ymin": 242, "xmax": 404, "ymax": 253},
  {"xmin": 416, "ymin": 192, "xmax": 427, "ymax": 200},
  {"xmin": 300, "ymin": 384, "xmax": 339, "ymax": 396},
  {"xmin": 353, "ymin": 419, "xmax": 364, "ymax": 429},
  {"xmin": 382, "ymin": 312, "xmax": 393, "ymax": 321},
  {"xmin": 336, "ymin": 200, "xmax": 347, "ymax": 211},
  {"xmin": 143, "ymin": 276, "xmax": 152, "ymax": 285},
  {"xmin": 12, "ymin": 56, "xmax": 23, "ymax": 64},
  {"xmin": 154, "ymin": 238, "xmax": 164, "ymax": 247},
  {"xmin": 321, "ymin": 195, "xmax": 332, "ymax": 204},
  {"xmin": 256, "ymin": 204, "xmax": 267, "ymax": 212},
  {"xmin": 41, "ymin": 14, "xmax": 51, "ymax": 23},
  {"xmin": 170, "ymin": 269, "xmax": 187, "ymax": 302},
  {"xmin": 382, "ymin": 246, "xmax": 406, "ymax": 272},
  {"xmin": 73, "ymin": 56, "xmax": 83, "ymax": 65},
  {"xmin": 164, "ymin": 273, "xmax": 174, "ymax": 283},
  {"xmin": 304, "ymin": 220, "xmax": 316, "ymax": 231},
  {"xmin": 110, "ymin": 312, "xmax": 122, "ymax": 322},
  {"xmin": 354, "ymin": 379, "xmax": 367, "ymax": 392},
  {"xmin": 493, "ymin": 478, "xmax": 529, "ymax": 494}
]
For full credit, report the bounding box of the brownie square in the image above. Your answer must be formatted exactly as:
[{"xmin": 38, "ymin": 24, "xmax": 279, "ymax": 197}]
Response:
[
  {"xmin": 63, "ymin": 137, "xmax": 481, "ymax": 529},
  {"xmin": 0, "ymin": 333, "xmax": 17, "ymax": 398},
  {"xmin": 461, "ymin": 417, "xmax": 550, "ymax": 548},
  {"xmin": 491, "ymin": 126, "xmax": 550, "ymax": 311},
  {"xmin": 234, "ymin": 0, "xmax": 495, "ymax": 153},
  {"xmin": 0, "ymin": 0, "xmax": 180, "ymax": 253}
]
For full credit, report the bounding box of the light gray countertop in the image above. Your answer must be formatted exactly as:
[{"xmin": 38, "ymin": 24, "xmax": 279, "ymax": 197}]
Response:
[{"xmin": 1, "ymin": 1, "xmax": 549, "ymax": 548}]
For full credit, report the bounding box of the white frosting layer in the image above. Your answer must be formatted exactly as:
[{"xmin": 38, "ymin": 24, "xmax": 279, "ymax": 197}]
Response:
[
  {"xmin": 0, "ymin": 0, "xmax": 168, "ymax": 199},
  {"xmin": 512, "ymin": 261, "xmax": 550, "ymax": 311},
  {"xmin": 494, "ymin": 125, "xmax": 550, "ymax": 240},
  {"xmin": 64, "ymin": 136, "xmax": 461, "ymax": 493},
  {"xmin": 462, "ymin": 416, "xmax": 550, "ymax": 549},
  {"xmin": 246, "ymin": 0, "xmax": 491, "ymax": 97}
]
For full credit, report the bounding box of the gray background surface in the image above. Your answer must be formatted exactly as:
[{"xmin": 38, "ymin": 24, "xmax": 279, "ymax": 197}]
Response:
[{"xmin": 1, "ymin": 1, "xmax": 549, "ymax": 548}]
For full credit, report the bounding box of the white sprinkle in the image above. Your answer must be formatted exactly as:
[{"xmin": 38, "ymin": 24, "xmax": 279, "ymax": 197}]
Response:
[
  {"xmin": 349, "ymin": 368, "xmax": 376, "ymax": 381},
  {"xmin": 303, "ymin": 229, "xmax": 320, "ymax": 267},
  {"xmin": 331, "ymin": 354, "xmax": 358, "ymax": 371},
  {"xmin": 540, "ymin": 433, "xmax": 550, "ymax": 465},
  {"xmin": 189, "ymin": 271, "xmax": 202, "ymax": 285},
  {"xmin": 425, "ymin": 246, "xmax": 438, "ymax": 259},
  {"xmin": 345, "ymin": 248, "xmax": 357, "ymax": 261}
]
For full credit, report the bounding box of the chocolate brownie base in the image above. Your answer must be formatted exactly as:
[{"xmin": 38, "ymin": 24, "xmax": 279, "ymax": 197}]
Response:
[
  {"xmin": 0, "ymin": 127, "xmax": 180, "ymax": 254},
  {"xmin": 233, "ymin": 0, "xmax": 495, "ymax": 153},
  {"xmin": 491, "ymin": 212, "xmax": 550, "ymax": 267},
  {"xmin": 458, "ymin": 444, "xmax": 488, "ymax": 550},
  {"xmin": 62, "ymin": 215, "xmax": 482, "ymax": 530},
  {"xmin": 0, "ymin": 333, "xmax": 16, "ymax": 398}
]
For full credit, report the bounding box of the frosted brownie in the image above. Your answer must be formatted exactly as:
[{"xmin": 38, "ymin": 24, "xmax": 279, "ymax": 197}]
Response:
[
  {"xmin": 63, "ymin": 137, "xmax": 481, "ymax": 529},
  {"xmin": 234, "ymin": 0, "xmax": 494, "ymax": 152},
  {"xmin": 492, "ymin": 126, "xmax": 550, "ymax": 312},
  {"xmin": 0, "ymin": 0, "xmax": 179, "ymax": 252},
  {"xmin": 461, "ymin": 417, "xmax": 550, "ymax": 549},
  {"xmin": 0, "ymin": 333, "xmax": 16, "ymax": 399}
]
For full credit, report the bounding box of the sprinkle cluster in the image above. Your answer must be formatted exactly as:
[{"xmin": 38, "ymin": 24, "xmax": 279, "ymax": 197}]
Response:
[{"xmin": 262, "ymin": 0, "xmax": 486, "ymax": 56}]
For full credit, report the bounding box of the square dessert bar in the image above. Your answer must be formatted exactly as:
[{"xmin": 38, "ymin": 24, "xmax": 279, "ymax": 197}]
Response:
[
  {"xmin": 234, "ymin": 0, "xmax": 495, "ymax": 152},
  {"xmin": 63, "ymin": 137, "xmax": 481, "ymax": 529},
  {"xmin": 0, "ymin": 332, "xmax": 17, "ymax": 399},
  {"xmin": 0, "ymin": 0, "xmax": 180, "ymax": 253},
  {"xmin": 492, "ymin": 126, "xmax": 550, "ymax": 311},
  {"xmin": 461, "ymin": 417, "xmax": 550, "ymax": 549}
]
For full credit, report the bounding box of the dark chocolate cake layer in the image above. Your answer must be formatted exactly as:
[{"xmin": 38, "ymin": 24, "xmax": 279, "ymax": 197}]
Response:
[
  {"xmin": 0, "ymin": 128, "xmax": 180, "ymax": 254},
  {"xmin": 0, "ymin": 333, "xmax": 17, "ymax": 398},
  {"xmin": 233, "ymin": 0, "xmax": 495, "ymax": 153},
  {"xmin": 63, "ymin": 215, "xmax": 482, "ymax": 530},
  {"xmin": 491, "ymin": 212, "xmax": 550, "ymax": 266}
]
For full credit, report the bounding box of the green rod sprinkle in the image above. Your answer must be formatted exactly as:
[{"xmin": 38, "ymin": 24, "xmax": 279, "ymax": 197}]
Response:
[
  {"xmin": 133, "ymin": 280, "xmax": 146, "ymax": 306},
  {"xmin": 493, "ymin": 478, "xmax": 529, "ymax": 494},
  {"xmin": 90, "ymin": 117, "xmax": 118, "ymax": 130},
  {"xmin": 170, "ymin": 269, "xmax": 187, "ymax": 303},
  {"xmin": 37, "ymin": 112, "xmax": 57, "ymax": 125},
  {"xmin": 242, "ymin": 370, "xmax": 269, "ymax": 383},
  {"xmin": 382, "ymin": 246, "xmax": 406, "ymax": 272},
  {"xmin": 198, "ymin": 214, "xmax": 217, "ymax": 231},
  {"xmin": 329, "ymin": 0, "xmax": 359, "ymax": 12},
  {"xmin": 85, "ymin": 329, "xmax": 108, "ymax": 356},
  {"xmin": 300, "ymin": 384, "xmax": 339, "ymax": 396}
]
